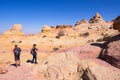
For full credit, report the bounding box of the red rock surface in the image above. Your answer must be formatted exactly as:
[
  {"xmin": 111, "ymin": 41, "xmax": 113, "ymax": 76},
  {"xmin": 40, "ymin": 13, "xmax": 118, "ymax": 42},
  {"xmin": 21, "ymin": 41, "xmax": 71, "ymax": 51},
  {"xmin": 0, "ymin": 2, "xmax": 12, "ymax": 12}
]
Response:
[
  {"xmin": 0, "ymin": 65, "xmax": 8, "ymax": 74},
  {"xmin": 0, "ymin": 64, "xmax": 35, "ymax": 80},
  {"xmin": 65, "ymin": 44, "xmax": 102, "ymax": 59}
]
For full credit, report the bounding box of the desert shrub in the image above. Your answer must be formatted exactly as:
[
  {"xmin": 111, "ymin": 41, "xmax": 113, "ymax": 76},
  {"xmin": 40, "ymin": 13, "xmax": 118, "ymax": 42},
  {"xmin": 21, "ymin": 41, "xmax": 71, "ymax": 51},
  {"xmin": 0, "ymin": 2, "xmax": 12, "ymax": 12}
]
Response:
[
  {"xmin": 11, "ymin": 40, "xmax": 22, "ymax": 44},
  {"xmin": 56, "ymin": 31, "xmax": 65, "ymax": 39},
  {"xmin": 109, "ymin": 25, "xmax": 113, "ymax": 29},
  {"xmin": 80, "ymin": 32, "xmax": 89, "ymax": 37},
  {"xmin": 96, "ymin": 36, "xmax": 111, "ymax": 42},
  {"xmin": 52, "ymin": 47, "xmax": 59, "ymax": 52},
  {"xmin": 42, "ymin": 35, "xmax": 47, "ymax": 38},
  {"xmin": 87, "ymin": 39, "xmax": 94, "ymax": 43},
  {"xmin": 11, "ymin": 41, "xmax": 15, "ymax": 43},
  {"xmin": 96, "ymin": 38, "xmax": 103, "ymax": 42},
  {"xmin": 18, "ymin": 41, "xmax": 22, "ymax": 43},
  {"xmin": 101, "ymin": 33, "xmax": 111, "ymax": 41},
  {"xmin": 102, "ymin": 36, "xmax": 111, "ymax": 41},
  {"xmin": 56, "ymin": 36, "xmax": 60, "ymax": 39},
  {"xmin": 101, "ymin": 33, "xmax": 109, "ymax": 37}
]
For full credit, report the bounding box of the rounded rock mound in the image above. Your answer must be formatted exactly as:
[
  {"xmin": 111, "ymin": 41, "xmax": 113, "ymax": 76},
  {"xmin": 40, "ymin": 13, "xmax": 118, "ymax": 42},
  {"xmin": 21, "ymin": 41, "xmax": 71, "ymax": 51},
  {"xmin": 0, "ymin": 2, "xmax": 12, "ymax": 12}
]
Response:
[{"xmin": 2, "ymin": 24, "xmax": 24, "ymax": 36}]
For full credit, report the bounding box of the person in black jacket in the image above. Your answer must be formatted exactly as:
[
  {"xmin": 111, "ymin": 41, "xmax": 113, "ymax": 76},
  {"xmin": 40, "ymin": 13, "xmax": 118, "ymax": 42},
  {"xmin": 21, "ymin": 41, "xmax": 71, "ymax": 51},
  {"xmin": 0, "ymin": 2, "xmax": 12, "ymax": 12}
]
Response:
[
  {"xmin": 13, "ymin": 45, "xmax": 21, "ymax": 67},
  {"xmin": 31, "ymin": 44, "xmax": 38, "ymax": 64}
]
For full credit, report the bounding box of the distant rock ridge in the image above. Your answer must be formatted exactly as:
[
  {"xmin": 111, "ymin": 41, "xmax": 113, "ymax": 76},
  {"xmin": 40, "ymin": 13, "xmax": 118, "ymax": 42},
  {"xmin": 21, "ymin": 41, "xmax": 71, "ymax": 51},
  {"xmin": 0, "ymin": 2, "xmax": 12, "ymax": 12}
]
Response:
[
  {"xmin": 40, "ymin": 12, "xmax": 115, "ymax": 34},
  {"xmin": 2, "ymin": 24, "xmax": 24, "ymax": 36},
  {"xmin": 74, "ymin": 13, "xmax": 113, "ymax": 31},
  {"xmin": 0, "ymin": 12, "xmax": 117, "ymax": 36},
  {"xmin": 41, "ymin": 25, "xmax": 73, "ymax": 33}
]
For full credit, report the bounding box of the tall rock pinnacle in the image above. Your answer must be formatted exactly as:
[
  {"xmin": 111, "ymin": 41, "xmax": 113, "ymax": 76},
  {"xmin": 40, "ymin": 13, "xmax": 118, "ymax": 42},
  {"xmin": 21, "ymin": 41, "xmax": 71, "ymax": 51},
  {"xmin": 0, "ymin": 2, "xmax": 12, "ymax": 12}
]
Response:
[{"xmin": 89, "ymin": 12, "xmax": 105, "ymax": 23}]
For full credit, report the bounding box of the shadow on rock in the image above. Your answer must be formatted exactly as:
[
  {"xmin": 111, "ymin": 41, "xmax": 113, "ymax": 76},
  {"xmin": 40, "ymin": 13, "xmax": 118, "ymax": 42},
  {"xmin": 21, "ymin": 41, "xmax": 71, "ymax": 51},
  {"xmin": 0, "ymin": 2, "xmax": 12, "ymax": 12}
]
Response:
[
  {"xmin": 90, "ymin": 43, "xmax": 104, "ymax": 48},
  {"xmin": 10, "ymin": 64, "xmax": 17, "ymax": 67},
  {"xmin": 91, "ymin": 34, "xmax": 120, "ymax": 49},
  {"xmin": 26, "ymin": 60, "xmax": 34, "ymax": 63},
  {"xmin": 103, "ymin": 34, "xmax": 120, "ymax": 46}
]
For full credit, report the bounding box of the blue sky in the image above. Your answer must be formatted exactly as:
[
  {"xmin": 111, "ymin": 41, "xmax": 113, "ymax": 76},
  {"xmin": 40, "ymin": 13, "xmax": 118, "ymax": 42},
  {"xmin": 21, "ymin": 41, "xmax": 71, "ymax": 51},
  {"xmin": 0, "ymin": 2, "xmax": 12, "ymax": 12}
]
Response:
[{"xmin": 0, "ymin": 0, "xmax": 120, "ymax": 34}]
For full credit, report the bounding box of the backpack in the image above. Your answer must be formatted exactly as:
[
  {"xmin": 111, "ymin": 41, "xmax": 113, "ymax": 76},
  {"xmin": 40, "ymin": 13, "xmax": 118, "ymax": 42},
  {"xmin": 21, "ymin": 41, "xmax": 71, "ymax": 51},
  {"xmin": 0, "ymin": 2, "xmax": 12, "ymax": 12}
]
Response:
[
  {"xmin": 14, "ymin": 48, "xmax": 20, "ymax": 55},
  {"xmin": 31, "ymin": 50, "xmax": 33, "ymax": 54},
  {"xmin": 30, "ymin": 48, "xmax": 37, "ymax": 54},
  {"xmin": 30, "ymin": 48, "xmax": 35, "ymax": 54}
]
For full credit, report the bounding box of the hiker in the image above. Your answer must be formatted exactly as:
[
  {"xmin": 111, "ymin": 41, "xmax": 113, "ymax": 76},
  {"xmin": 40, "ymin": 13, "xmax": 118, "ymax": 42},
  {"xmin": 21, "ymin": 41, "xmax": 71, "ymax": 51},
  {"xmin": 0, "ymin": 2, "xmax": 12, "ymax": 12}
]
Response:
[
  {"xmin": 31, "ymin": 44, "xmax": 38, "ymax": 64},
  {"xmin": 13, "ymin": 45, "xmax": 21, "ymax": 67}
]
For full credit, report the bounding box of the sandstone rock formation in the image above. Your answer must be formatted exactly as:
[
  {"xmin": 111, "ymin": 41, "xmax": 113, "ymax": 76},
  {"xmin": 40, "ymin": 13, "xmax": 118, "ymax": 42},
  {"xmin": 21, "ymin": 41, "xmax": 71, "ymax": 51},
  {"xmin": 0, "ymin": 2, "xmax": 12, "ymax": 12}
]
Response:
[
  {"xmin": 74, "ymin": 19, "xmax": 90, "ymax": 31},
  {"xmin": 113, "ymin": 16, "xmax": 120, "ymax": 31},
  {"xmin": 100, "ymin": 34, "xmax": 120, "ymax": 69},
  {"xmin": 2, "ymin": 24, "xmax": 24, "ymax": 36},
  {"xmin": 88, "ymin": 13, "xmax": 113, "ymax": 31},
  {"xmin": 0, "ymin": 13, "xmax": 120, "ymax": 80},
  {"xmin": 41, "ymin": 25, "xmax": 50, "ymax": 32},
  {"xmin": 75, "ymin": 19, "xmax": 88, "ymax": 26},
  {"xmin": 33, "ymin": 53, "xmax": 120, "ymax": 80},
  {"xmin": 99, "ymin": 16, "xmax": 120, "ymax": 69},
  {"xmin": 89, "ymin": 12, "xmax": 105, "ymax": 23}
]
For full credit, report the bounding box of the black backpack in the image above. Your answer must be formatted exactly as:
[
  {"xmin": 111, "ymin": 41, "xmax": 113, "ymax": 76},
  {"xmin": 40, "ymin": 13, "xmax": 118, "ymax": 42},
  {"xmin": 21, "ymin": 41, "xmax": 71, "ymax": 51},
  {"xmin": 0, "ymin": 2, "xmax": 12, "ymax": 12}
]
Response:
[
  {"xmin": 30, "ymin": 48, "xmax": 35, "ymax": 54},
  {"xmin": 14, "ymin": 48, "xmax": 21, "ymax": 55}
]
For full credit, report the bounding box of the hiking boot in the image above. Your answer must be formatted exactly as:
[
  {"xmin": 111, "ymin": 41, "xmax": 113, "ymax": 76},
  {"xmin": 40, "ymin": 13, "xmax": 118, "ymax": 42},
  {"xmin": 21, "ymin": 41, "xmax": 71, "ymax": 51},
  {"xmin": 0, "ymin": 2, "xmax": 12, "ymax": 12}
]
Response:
[
  {"xmin": 15, "ymin": 64, "xmax": 18, "ymax": 68},
  {"xmin": 35, "ymin": 62, "xmax": 38, "ymax": 64},
  {"xmin": 18, "ymin": 64, "xmax": 20, "ymax": 66},
  {"xmin": 31, "ymin": 60, "xmax": 34, "ymax": 63}
]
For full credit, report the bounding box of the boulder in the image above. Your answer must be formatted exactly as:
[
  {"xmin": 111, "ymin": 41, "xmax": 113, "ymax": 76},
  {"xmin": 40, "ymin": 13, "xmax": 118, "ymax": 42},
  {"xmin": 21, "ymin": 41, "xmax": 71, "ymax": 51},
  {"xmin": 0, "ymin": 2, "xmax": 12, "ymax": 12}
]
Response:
[
  {"xmin": 0, "ymin": 65, "xmax": 8, "ymax": 74},
  {"xmin": 80, "ymin": 59, "xmax": 120, "ymax": 80},
  {"xmin": 113, "ymin": 16, "xmax": 120, "ymax": 32}
]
